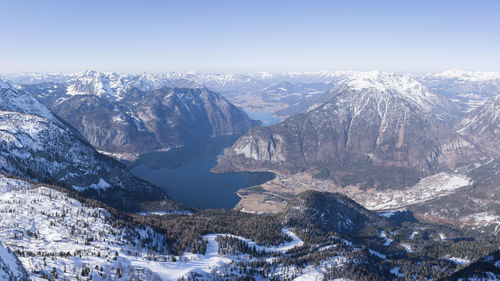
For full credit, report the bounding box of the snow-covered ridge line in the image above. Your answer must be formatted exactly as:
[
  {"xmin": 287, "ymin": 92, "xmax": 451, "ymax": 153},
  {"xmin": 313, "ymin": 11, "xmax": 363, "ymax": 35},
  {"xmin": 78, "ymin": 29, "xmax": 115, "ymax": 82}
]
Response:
[
  {"xmin": 429, "ymin": 70, "xmax": 500, "ymax": 81},
  {"xmin": 6, "ymin": 69, "xmax": 500, "ymax": 91}
]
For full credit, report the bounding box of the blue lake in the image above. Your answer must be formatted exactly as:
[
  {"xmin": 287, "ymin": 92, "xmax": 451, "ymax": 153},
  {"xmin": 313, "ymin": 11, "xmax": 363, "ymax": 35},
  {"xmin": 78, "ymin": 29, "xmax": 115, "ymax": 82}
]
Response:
[
  {"xmin": 243, "ymin": 110, "xmax": 282, "ymax": 126},
  {"xmin": 130, "ymin": 135, "xmax": 275, "ymax": 209}
]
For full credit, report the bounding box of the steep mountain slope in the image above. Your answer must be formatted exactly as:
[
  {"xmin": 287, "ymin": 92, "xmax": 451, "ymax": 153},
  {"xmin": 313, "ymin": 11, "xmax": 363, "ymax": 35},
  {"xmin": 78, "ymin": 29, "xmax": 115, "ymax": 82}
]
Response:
[
  {"xmin": 0, "ymin": 81, "xmax": 177, "ymax": 211},
  {"xmin": 26, "ymin": 71, "xmax": 254, "ymax": 153},
  {"xmin": 458, "ymin": 95, "xmax": 500, "ymax": 156},
  {"xmin": 0, "ymin": 79, "xmax": 60, "ymax": 122},
  {"xmin": 214, "ymin": 73, "xmax": 479, "ymax": 189},
  {"xmin": 0, "ymin": 242, "xmax": 29, "ymax": 281}
]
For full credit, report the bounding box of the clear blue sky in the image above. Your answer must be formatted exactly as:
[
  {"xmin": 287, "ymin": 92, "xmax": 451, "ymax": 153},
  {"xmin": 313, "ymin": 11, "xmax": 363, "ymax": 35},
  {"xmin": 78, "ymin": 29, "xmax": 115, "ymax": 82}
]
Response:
[{"xmin": 1, "ymin": 0, "xmax": 499, "ymax": 73}]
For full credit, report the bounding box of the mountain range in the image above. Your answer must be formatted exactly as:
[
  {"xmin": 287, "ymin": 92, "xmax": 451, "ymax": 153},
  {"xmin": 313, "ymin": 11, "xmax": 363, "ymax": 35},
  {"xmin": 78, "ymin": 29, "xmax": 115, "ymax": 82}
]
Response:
[
  {"xmin": 213, "ymin": 72, "xmax": 484, "ymax": 189},
  {"xmin": 20, "ymin": 70, "xmax": 254, "ymax": 154},
  {"xmin": 0, "ymin": 79, "xmax": 180, "ymax": 211}
]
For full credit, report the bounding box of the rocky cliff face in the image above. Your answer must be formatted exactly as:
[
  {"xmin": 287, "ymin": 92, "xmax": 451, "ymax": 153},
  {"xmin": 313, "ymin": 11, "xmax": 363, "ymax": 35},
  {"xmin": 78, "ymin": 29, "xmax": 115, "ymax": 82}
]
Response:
[
  {"xmin": 24, "ymin": 71, "xmax": 254, "ymax": 153},
  {"xmin": 458, "ymin": 95, "xmax": 500, "ymax": 156},
  {"xmin": 0, "ymin": 80, "xmax": 177, "ymax": 211},
  {"xmin": 214, "ymin": 74, "xmax": 479, "ymax": 189}
]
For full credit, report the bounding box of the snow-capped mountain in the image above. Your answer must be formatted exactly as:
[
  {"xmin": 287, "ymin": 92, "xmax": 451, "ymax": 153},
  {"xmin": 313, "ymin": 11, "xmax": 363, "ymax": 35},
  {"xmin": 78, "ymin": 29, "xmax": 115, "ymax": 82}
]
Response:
[
  {"xmin": 24, "ymin": 72, "xmax": 255, "ymax": 153},
  {"xmin": 420, "ymin": 70, "xmax": 500, "ymax": 112},
  {"xmin": 214, "ymin": 74, "xmax": 480, "ymax": 189},
  {"xmin": 430, "ymin": 70, "xmax": 500, "ymax": 81},
  {"xmin": 458, "ymin": 95, "xmax": 500, "ymax": 156},
  {"xmin": 2, "ymin": 72, "xmax": 73, "ymax": 85},
  {"xmin": 0, "ymin": 81, "xmax": 177, "ymax": 211},
  {"xmin": 335, "ymin": 72, "xmax": 461, "ymax": 118}
]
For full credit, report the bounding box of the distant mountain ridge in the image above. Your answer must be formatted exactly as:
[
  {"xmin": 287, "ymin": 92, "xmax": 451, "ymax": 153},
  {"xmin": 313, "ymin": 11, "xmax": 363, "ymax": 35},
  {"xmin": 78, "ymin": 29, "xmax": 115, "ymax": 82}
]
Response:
[
  {"xmin": 21, "ymin": 70, "xmax": 254, "ymax": 153},
  {"xmin": 8, "ymin": 69, "xmax": 500, "ymax": 116}
]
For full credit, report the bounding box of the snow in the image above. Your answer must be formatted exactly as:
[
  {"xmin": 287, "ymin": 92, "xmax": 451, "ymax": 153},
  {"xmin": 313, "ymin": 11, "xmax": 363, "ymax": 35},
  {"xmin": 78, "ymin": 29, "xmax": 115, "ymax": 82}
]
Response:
[
  {"xmin": 380, "ymin": 231, "xmax": 392, "ymax": 246},
  {"xmin": 124, "ymin": 234, "xmax": 232, "ymax": 280},
  {"xmin": 136, "ymin": 210, "xmax": 193, "ymax": 216},
  {"xmin": 460, "ymin": 212, "xmax": 500, "ymax": 228},
  {"xmin": 0, "ymin": 80, "xmax": 60, "ymax": 124},
  {"xmin": 447, "ymin": 256, "xmax": 470, "ymax": 265},
  {"xmin": 368, "ymin": 249, "xmax": 386, "ymax": 259},
  {"xmin": 91, "ymin": 178, "xmax": 110, "ymax": 190},
  {"xmin": 293, "ymin": 267, "xmax": 323, "ymax": 281},
  {"xmin": 221, "ymin": 228, "xmax": 304, "ymax": 254},
  {"xmin": 0, "ymin": 243, "xmax": 25, "ymax": 280},
  {"xmin": 337, "ymin": 71, "xmax": 445, "ymax": 113},
  {"xmin": 360, "ymin": 173, "xmax": 471, "ymax": 211},
  {"xmin": 400, "ymin": 243, "xmax": 413, "ymax": 253},
  {"xmin": 390, "ymin": 266, "xmax": 405, "ymax": 277},
  {"xmin": 431, "ymin": 70, "xmax": 500, "ymax": 81},
  {"xmin": 410, "ymin": 231, "xmax": 418, "ymax": 240},
  {"xmin": 0, "ymin": 175, "xmax": 170, "ymax": 280},
  {"xmin": 0, "ymin": 174, "xmax": 308, "ymax": 280},
  {"xmin": 378, "ymin": 211, "xmax": 396, "ymax": 218},
  {"xmin": 292, "ymin": 256, "xmax": 347, "ymax": 281}
]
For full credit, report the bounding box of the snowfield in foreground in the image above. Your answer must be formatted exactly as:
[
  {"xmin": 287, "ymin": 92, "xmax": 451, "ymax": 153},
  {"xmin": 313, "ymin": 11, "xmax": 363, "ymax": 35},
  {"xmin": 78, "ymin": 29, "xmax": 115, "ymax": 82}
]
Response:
[{"xmin": 0, "ymin": 175, "xmax": 305, "ymax": 280}]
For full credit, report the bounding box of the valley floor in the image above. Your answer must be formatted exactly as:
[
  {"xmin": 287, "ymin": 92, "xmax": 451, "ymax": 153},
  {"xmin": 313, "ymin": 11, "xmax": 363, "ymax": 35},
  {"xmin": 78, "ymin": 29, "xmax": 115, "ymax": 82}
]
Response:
[{"xmin": 235, "ymin": 171, "xmax": 500, "ymax": 231}]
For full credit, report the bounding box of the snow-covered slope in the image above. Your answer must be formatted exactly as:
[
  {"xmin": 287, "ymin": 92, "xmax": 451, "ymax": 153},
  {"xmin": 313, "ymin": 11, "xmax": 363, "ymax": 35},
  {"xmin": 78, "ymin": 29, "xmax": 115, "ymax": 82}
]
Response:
[
  {"xmin": 0, "ymin": 241, "xmax": 29, "ymax": 281},
  {"xmin": 0, "ymin": 79, "xmax": 60, "ymax": 124},
  {"xmin": 0, "ymin": 109, "xmax": 170, "ymax": 210},
  {"xmin": 337, "ymin": 71, "xmax": 460, "ymax": 118},
  {"xmin": 0, "ymin": 81, "xmax": 174, "ymax": 211},
  {"xmin": 0, "ymin": 174, "xmax": 307, "ymax": 280},
  {"xmin": 0, "ymin": 174, "xmax": 170, "ymax": 280}
]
